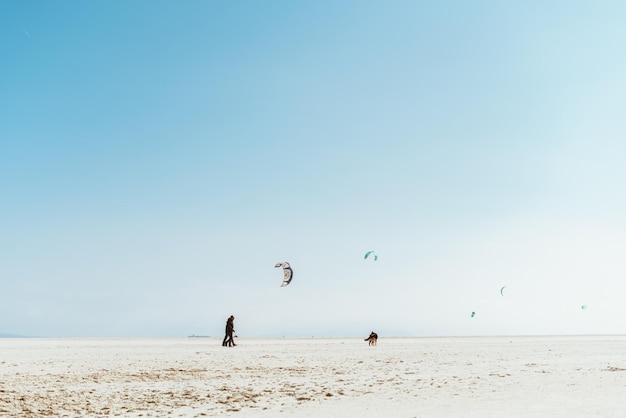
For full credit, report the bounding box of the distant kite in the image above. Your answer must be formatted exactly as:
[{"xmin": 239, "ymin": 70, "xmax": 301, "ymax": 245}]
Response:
[
  {"xmin": 364, "ymin": 251, "xmax": 378, "ymax": 261},
  {"xmin": 500, "ymin": 286, "xmax": 507, "ymax": 296},
  {"xmin": 275, "ymin": 262, "xmax": 293, "ymax": 287},
  {"xmin": 471, "ymin": 311, "xmax": 476, "ymax": 318},
  {"xmin": 581, "ymin": 305, "xmax": 588, "ymax": 310}
]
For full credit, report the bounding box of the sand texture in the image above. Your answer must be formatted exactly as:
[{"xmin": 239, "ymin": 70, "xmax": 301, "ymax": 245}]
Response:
[{"xmin": 1, "ymin": 336, "xmax": 625, "ymax": 417}]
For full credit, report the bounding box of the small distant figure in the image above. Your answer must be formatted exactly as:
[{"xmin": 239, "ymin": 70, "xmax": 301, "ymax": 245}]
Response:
[
  {"xmin": 364, "ymin": 331, "xmax": 378, "ymax": 346},
  {"xmin": 222, "ymin": 315, "xmax": 236, "ymax": 347}
]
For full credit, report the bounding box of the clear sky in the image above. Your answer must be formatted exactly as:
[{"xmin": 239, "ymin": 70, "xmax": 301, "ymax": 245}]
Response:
[{"xmin": 2, "ymin": 1, "xmax": 625, "ymax": 338}]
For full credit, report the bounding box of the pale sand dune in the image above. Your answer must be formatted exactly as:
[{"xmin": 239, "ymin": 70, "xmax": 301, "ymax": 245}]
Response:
[{"xmin": 1, "ymin": 336, "xmax": 625, "ymax": 417}]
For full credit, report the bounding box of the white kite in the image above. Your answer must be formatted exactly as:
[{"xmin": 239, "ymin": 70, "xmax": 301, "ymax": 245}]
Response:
[{"xmin": 274, "ymin": 262, "xmax": 293, "ymax": 287}]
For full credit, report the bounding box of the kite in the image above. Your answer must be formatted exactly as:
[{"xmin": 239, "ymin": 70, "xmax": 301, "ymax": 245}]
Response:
[
  {"xmin": 471, "ymin": 311, "xmax": 476, "ymax": 318},
  {"xmin": 500, "ymin": 286, "xmax": 506, "ymax": 296},
  {"xmin": 364, "ymin": 251, "xmax": 378, "ymax": 261},
  {"xmin": 581, "ymin": 305, "xmax": 588, "ymax": 310},
  {"xmin": 275, "ymin": 262, "xmax": 293, "ymax": 287}
]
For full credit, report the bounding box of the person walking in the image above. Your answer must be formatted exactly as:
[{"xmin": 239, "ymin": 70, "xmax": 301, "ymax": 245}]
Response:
[{"xmin": 222, "ymin": 315, "xmax": 236, "ymax": 347}]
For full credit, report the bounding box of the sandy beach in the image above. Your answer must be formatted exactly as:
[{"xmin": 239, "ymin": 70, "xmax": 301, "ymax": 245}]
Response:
[{"xmin": 1, "ymin": 336, "xmax": 625, "ymax": 417}]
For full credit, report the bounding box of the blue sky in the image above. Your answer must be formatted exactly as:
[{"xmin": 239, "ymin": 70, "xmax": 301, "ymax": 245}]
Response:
[{"xmin": 2, "ymin": 1, "xmax": 625, "ymax": 337}]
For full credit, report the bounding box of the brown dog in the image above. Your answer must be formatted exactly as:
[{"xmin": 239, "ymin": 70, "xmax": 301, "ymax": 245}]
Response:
[{"xmin": 364, "ymin": 331, "xmax": 378, "ymax": 346}]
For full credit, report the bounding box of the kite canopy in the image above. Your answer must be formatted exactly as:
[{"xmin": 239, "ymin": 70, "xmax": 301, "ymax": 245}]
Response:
[
  {"xmin": 500, "ymin": 286, "xmax": 506, "ymax": 296},
  {"xmin": 471, "ymin": 311, "xmax": 476, "ymax": 318},
  {"xmin": 581, "ymin": 305, "xmax": 588, "ymax": 310},
  {"xmin": 275, "ymin": 262, "xmax": 293, "ymax": 287},
  {"xmin": 364, "ymin": 251, "xmax": 378, "ymax": 261}
]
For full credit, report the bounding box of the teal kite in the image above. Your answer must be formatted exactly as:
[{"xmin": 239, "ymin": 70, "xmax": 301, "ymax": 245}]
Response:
[{"xmin": 364, "ymin": 251, "xmax": 378, "ymax": 261}]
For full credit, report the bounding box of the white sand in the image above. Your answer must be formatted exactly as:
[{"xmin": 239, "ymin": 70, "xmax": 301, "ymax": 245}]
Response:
[{"xmin": 1, "ymin": 336, "xmax": 625, "ymax": 417}]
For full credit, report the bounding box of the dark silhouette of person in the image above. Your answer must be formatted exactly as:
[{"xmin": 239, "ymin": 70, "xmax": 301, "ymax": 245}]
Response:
[{"xmin": 222, "ymin": 315, "xmax": 236, "ymax": 347}]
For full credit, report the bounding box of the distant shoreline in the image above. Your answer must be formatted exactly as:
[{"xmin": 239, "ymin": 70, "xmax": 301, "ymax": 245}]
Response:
[
  {"xmin": 0, "ymin": 333, "xmax": 39, "ymax": 339},
  {"xmin": 2, "ymin": 333, "xmax": 624, "ymax": 340}
]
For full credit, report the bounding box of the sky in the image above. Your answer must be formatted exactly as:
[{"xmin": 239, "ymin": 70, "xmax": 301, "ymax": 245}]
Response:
[{"xmin": 1, "ymin": 1, "xmax": 626, "ymax": 338}]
